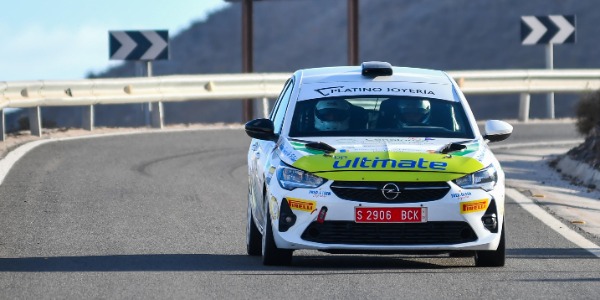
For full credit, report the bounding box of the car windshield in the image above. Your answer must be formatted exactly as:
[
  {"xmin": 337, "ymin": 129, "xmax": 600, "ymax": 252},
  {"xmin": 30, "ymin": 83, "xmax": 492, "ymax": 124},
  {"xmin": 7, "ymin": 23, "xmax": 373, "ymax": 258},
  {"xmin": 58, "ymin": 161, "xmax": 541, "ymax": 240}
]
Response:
[{"xmin": 288, "ymin": 96, "xmax": 475, "ymax": 138}]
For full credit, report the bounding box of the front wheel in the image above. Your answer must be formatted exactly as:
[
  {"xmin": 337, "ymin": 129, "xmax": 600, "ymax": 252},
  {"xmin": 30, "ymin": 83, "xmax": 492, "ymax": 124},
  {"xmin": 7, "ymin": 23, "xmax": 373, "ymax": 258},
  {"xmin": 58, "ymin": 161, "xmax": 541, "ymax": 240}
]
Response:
[
  {"xmin": 475, "ymin": 224, "xmax": 505, "ymax": 267},
  {"xmin": 262, "ymin": 198, "xmax": 293, "ymax": 266}
]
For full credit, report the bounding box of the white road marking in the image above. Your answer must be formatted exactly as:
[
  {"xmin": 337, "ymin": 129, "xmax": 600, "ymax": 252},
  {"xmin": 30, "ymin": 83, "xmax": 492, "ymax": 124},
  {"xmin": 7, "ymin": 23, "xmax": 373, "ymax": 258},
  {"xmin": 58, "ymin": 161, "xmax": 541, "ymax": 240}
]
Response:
[
  {"xmin": 0, "ymin": 127, "xmax": 240, "ymax": 186},
  {"xmin": 489, "ymin": 139, "xmax": 583, "ymax": 150},
  {"xmin": 507, "ymin": 188, "xmax": 600, "ymax": 258},
  {"xmin": 0, "ymin": 139, "xmax": 52, "ymax": 185}
]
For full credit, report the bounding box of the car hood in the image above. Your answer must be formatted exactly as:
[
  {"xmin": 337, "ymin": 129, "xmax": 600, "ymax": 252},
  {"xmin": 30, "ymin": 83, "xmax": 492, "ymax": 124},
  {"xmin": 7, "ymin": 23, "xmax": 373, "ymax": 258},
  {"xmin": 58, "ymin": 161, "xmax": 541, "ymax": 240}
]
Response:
[{"xmin": 278, "ymin": 136, "xmax": 490, "ymax": 182}]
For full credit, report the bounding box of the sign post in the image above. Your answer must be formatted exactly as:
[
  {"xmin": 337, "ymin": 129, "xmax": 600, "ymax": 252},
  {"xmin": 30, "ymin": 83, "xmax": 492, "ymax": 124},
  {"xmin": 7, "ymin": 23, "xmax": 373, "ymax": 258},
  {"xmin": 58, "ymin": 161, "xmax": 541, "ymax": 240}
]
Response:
[
  {"xmin": 109, "ymin": 30, "xmax": 169, "ymax": 128},
  {"xmin": 521, "ymin": 15, "xmax": 575, "ymax": 119}
]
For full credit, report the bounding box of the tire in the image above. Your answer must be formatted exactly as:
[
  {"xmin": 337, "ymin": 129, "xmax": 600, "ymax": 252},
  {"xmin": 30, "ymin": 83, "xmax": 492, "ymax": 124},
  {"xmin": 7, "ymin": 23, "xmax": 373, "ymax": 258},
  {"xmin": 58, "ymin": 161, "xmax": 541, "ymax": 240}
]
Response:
[
  {"xmin": 246, "ymin": 196, "xmax": 261, "ymax": 256},
  {"xmin": 475, "ymin": 224, "xmax": 506, "ymax": 267},
  {"xmin": 261, "ymin": 198, "xmax": 293, "ymax": 266}
]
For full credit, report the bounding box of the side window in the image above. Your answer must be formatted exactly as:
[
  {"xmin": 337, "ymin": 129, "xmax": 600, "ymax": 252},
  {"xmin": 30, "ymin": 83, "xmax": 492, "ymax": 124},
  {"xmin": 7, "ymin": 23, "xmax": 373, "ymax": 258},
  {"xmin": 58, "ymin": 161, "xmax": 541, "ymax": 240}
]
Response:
[
  {"xmin": 271, "ymin": 79, "xmax": 294, "ymax": 135},
  {"xmin": 269, "ymin": 79, "xmax": 291, "ymax": 120}
]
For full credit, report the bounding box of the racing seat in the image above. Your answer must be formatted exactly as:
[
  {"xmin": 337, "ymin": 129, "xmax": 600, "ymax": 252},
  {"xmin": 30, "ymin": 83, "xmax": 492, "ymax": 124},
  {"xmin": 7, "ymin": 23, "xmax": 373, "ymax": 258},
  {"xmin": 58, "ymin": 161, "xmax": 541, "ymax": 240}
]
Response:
[
  {"xmin": 375, "ymin": 99, "xmax": 399, "ymax": 129},
  {"xmin": 348, "ymin": 105, "xmax": 368, "ymax": 130}
]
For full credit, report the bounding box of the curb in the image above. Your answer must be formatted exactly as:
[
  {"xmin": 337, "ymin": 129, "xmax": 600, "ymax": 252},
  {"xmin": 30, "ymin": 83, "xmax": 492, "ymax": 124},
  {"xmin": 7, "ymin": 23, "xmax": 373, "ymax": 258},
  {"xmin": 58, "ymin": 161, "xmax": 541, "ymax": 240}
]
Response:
[{"xmin": 556, "ymin": 155, "xmax": 600, "ymax": 188}]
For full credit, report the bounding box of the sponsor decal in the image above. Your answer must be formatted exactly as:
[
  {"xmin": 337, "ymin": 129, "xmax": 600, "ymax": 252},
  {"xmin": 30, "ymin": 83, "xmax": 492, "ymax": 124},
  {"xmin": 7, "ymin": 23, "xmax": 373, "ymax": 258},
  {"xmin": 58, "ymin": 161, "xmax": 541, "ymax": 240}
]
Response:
[
  {"xmin": 315, "ymin": 86, "xmax": 435, "ymax": 97},
  {"xmin": 279, "ymin": 143, "xmax": 298, "ymax": 162},
  {"xmin": 335, "ymin": 139, "xmax": 358, "ymax": 144},
  {"xmin": 270, "ymin": 196, "xmax": 279, "ymax": 220},
  {"xmin": 292, "ymin": 151, "xmax": 485, "ymax": 182},
  {"xmin": 308, "ymin": 190, "xmax": 332, "ymax": 198},
  {"xmin": 332, "ymin": 155, "xmax": 349, "ymax": 160},
  {"xmin": 363, "ymin": 138, "xmax": 436, "ymax": 144},
  {"xmin": 451, "ymin": 191, "xmax": 472, "ymax": 200},
  {"xmin": 332, "ymin": 156, "xmax": 448, "ymax": 171},
  {"xmin": 460, "ymin": 199, "xmax": 489, "ymax": 214},
  {"xmin": 287, "ymin": 198, "xmax": 317, "ymax": 212}
]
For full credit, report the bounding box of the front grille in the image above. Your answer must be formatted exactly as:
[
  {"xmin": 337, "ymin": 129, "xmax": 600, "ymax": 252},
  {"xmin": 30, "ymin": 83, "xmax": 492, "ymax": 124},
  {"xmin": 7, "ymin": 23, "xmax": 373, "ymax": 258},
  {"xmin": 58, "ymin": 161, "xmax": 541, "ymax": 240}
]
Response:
[
  {"xmin": 301, "ymin": 221, "xmax": 477, "ymax": 245},
  {"xmin": 330, "ymin": 181, "xmax": 450, "ymax": 203}
]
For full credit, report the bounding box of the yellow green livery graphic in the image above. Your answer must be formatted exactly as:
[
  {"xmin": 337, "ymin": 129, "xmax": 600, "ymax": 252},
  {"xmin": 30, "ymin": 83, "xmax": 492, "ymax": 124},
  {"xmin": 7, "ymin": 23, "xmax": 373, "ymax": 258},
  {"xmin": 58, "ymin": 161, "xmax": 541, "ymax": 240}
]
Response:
[{"xmin": 292, "ymin": 151, "xmax": 484, "ymax": 182}]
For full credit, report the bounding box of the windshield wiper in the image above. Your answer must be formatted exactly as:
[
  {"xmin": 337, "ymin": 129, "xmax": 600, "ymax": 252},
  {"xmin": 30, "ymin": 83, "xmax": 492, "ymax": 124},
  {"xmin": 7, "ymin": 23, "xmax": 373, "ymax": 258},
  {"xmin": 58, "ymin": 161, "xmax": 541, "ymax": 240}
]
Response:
[
  {"xmin": 305, "ymin": 141, "xmax": 336, "ymax": 153},
  {"xmin": 439, "ymin": 140, "xmax": 473, "ymax": 154},
  {"xmin": 289, "ymin": 138, "xmax": 337, "ymax": 154}
]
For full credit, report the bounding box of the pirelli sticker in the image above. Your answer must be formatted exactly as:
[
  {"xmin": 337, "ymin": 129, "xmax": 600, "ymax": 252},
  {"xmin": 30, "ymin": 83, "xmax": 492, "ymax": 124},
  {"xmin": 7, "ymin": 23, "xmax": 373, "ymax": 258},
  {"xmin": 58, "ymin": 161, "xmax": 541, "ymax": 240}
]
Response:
[
  {"xmin": 287, "ymin": 198, "xmax": 317, "ymax": 212},
  {"xmin": 460, "ymin": 199, "xmax": 489, "ymax": 214}
]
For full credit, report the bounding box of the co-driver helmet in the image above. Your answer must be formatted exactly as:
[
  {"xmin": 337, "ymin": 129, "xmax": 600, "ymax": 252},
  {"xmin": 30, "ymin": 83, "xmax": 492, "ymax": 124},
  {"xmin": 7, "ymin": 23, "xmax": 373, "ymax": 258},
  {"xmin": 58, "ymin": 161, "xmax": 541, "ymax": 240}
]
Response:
[{"xmin": 397, "ymin": 99, "xmax": 431, "ymax": 126}]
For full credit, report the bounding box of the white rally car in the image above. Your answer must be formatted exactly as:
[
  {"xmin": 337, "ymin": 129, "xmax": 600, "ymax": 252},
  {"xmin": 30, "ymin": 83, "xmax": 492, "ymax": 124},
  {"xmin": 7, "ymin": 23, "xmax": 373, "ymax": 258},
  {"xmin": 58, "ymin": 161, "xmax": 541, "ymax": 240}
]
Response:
[{"xmin": 245, "ymin": 62, "xmax": 512, "ymax": 267}]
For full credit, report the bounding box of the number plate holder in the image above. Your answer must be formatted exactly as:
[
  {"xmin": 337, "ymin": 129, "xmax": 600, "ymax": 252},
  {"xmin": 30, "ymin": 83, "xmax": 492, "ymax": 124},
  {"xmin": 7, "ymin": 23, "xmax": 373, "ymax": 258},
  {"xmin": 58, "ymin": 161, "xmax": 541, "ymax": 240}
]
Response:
[{"xmin": 354, "ymin": 207, "xmax": 427, "ymax": 223}]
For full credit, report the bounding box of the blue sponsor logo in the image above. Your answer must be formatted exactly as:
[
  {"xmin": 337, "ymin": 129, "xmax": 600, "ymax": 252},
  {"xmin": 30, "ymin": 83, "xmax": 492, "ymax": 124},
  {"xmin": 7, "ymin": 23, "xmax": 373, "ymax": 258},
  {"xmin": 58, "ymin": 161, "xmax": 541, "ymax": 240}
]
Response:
[
  {"xmin": 309, "ymin": 190, "xmax": 332, "ymax": 198},
  {"xmin": 451, "ymin": 191, "xmax": 472, "ymax": 198},
  {"xmin": 279, "ymin": 143, "xmax": 298, "ymax": 161},
  {"xmin": 332, "ymin": 157, "xmax": 447, "ymax": 171}
]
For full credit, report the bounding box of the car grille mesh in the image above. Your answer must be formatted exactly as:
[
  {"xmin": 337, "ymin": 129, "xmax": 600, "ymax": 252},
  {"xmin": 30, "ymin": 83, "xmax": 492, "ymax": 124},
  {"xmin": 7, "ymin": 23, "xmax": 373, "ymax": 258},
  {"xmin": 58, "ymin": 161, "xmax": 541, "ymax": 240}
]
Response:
[
  {"xmin": 330, "ymin": 181, "xmax": 450, "ymax": 203},
  {"xmin": 301, "ymin": 221, "xmax": 477, "ymax": 245}
]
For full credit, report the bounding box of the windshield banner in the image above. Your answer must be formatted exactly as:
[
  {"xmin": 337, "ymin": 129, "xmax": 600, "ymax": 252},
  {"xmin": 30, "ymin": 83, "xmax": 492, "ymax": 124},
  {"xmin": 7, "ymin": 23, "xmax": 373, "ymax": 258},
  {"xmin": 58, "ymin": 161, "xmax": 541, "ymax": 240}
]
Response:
[{"xmin": 298, "ymin": 82, "xmax": 456, "ymax": 101}]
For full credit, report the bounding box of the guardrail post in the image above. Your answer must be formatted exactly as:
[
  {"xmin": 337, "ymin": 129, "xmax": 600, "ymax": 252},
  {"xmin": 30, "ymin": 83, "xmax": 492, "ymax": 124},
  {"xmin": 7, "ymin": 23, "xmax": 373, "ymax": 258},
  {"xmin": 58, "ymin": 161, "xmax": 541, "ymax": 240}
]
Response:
[
  {"xmin": 28, "ymin": 107, "xmax": 42, "ymax": 137},
  {"xmin": 518, "ymin": 93, "xmax": 530, "ymax": 122},
  {"xmin": 82, "ymin": 105, "xmax": 94, "ymax": 131},
  {"xmin": 0, "ymin": 109, "xmax": 5, "ymax": 142},
  {"xmin": 546, "ymin": 45, "xmax": 555, "ymax": 119},
  {"xmin": 151, "ymin": 102, "xmax": 163, "ymax": 129},
  {"xmin": 262, "ymin": 97, "xmax": 270, "ymax": 118}
]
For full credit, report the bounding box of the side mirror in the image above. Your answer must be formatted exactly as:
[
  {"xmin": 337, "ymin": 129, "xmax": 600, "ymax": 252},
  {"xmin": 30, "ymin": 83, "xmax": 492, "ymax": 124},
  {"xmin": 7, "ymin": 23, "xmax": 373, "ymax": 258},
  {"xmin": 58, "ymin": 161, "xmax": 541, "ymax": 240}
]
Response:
[
  {"xmin": 245, "ymin": 118, "xmax": 278, "ymax": 141},
  {"xmin": 483, "ymin": 120, "xmax": 513, "ymax": 143}
]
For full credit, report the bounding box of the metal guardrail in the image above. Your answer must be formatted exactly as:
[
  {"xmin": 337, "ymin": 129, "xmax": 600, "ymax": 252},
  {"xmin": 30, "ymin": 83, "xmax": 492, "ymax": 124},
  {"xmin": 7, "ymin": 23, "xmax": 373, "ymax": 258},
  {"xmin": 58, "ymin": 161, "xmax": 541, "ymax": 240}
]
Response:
[
  {"xmin": 0, "ymin": 73, "xmax": 288, "ymax": 109},
  {"xmin": 1, "ymin": 69, "xmax": 600, "ymax": 141},
  {"xmin": 453, "ymin": 69, "xmax": 600, "ymax": 94}
]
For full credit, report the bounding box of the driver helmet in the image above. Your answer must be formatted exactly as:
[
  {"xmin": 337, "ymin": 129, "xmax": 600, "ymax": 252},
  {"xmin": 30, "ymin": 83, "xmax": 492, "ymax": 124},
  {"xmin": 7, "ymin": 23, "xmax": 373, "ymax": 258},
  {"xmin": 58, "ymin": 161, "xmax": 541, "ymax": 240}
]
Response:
[
  {"xmin": 397, "ymin": 99, "xmax": 431, "ymax": 126},
  {"xmin": 314, "ymin": 99, "xmax": 351, "ymax": 131}
]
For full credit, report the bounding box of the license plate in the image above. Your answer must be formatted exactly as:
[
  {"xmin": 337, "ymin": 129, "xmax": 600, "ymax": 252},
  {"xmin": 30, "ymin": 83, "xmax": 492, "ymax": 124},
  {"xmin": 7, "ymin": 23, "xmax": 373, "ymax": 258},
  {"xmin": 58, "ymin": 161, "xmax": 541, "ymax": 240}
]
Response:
[{"xmin": 355, "ymin": 207, "xmax": 427, "ymax": 223}]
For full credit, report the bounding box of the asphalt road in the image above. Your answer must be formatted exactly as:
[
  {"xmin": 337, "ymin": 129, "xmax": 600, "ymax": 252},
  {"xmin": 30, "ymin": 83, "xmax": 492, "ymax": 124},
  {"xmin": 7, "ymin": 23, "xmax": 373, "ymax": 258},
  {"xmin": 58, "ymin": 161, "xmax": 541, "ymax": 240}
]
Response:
[{"xmin": 0, "ymin": 124, "xmax": 599, "ymax": 299}]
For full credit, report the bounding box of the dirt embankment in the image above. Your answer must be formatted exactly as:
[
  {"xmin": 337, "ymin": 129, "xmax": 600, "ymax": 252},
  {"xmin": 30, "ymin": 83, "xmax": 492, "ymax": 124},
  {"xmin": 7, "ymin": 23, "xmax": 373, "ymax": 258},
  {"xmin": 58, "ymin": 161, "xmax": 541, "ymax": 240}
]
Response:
[{"xmin": 567, "ymin": 124, "xmax": 600, "ymax": 171}]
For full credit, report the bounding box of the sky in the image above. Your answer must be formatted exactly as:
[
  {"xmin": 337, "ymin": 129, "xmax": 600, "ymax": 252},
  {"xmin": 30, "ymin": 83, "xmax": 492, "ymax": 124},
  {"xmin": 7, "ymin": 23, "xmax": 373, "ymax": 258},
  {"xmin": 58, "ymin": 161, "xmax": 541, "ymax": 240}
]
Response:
[{"xmin": 0, "ymin": 0, "xmax": 229, "ymax": 82}]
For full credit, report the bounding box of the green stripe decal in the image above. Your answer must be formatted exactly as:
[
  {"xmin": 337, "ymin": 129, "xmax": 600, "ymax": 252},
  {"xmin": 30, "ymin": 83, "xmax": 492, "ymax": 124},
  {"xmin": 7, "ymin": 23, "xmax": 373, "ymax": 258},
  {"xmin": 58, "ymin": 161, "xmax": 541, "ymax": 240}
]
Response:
[
  {"xmin": 289, "ymin": 141, "xmax": 324, "ymax": 155},
  {"xmin": 451, "ymin": 142, "xmax": 480, "ymax": 157},
  {"xmin": 292, "ymin": 151, "xmax": 484, "ymax": 182}
]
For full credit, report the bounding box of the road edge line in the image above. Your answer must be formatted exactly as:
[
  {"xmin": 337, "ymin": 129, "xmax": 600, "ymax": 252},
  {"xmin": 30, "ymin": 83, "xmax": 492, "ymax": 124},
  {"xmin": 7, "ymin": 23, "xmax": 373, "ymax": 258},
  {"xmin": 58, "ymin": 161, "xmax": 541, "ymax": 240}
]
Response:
[
  {"xmin": 0, "ymin": 139, "xmax": 56, "ymax": 186},
  {"xmin": 0, "ymin": 126, "xmax": 242, "ymax": 186},
  {"xmin": 506, "ymin": 188, "xmax": 600, "ymax": 258}
]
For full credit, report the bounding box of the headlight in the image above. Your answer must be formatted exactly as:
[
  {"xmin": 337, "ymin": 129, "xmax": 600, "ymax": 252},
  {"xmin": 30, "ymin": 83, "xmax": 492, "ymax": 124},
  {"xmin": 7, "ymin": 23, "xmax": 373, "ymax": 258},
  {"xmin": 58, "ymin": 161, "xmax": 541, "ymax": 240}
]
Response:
[
  {"xmin": 276, "ymin": 165, "xmax": 326, "ymax": 190},
  {"xmin": 453, "ymin": 164, "xmax": 498, "ymax": 192}
]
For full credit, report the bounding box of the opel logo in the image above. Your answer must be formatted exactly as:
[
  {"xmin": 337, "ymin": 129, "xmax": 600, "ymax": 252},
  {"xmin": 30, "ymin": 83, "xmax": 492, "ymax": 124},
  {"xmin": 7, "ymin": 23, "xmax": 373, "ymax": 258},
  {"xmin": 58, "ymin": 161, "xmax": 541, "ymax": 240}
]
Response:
[{"xmin": 381, "ymin": 183, "xmax": 401, "ymax": 200}]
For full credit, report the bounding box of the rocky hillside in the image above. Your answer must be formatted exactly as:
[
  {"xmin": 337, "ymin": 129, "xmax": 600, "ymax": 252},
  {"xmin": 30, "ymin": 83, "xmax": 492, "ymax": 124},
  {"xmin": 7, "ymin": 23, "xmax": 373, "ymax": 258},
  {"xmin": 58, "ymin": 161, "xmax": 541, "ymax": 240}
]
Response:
[{"xmin": 11, "ymin": 0, "xmax": 600, "ymax": 130}]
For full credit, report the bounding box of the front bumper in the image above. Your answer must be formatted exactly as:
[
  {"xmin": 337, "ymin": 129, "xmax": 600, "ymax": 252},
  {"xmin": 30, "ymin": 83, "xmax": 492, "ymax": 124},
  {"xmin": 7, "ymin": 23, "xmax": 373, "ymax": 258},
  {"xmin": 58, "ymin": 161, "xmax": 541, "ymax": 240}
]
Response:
[{"xmin": 267, "ymin": 180, "xmax": 505, "ymax": 252}]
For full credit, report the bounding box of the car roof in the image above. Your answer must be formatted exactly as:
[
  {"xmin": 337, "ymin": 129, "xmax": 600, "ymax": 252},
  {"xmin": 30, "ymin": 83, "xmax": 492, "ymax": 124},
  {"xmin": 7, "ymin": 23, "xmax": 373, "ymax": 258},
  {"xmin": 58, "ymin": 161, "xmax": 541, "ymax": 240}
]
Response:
[{"xmin": 296, "ymin": 65, "xmax": 452, "ymax": 85}]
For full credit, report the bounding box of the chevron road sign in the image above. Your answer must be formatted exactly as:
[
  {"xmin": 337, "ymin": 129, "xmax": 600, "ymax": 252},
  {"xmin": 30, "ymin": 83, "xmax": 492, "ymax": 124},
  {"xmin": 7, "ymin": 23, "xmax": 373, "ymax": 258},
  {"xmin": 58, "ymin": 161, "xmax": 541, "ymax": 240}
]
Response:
[
  {"xmin": 521, "ymin": 15, "xmax": 576, "ymax": 45},
  {"xmin": 109, "ymin": 30, "xmax": 169, "ymax": 60}
]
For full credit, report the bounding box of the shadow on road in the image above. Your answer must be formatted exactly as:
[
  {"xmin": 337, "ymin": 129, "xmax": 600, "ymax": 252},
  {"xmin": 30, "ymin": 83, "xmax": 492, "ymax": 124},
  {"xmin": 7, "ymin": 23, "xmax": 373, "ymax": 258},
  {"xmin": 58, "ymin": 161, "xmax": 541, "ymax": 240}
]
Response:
[
  {"xmin": 2, "ymin": 250, "xmax": 594, "ymax": 273},
  {"xmin": 507, "ymin": 248, "xmax": 598, "ymax": 259},
  {"xmin": 0, "ymin": 253, "xmax": 463, "ymax": 272}
]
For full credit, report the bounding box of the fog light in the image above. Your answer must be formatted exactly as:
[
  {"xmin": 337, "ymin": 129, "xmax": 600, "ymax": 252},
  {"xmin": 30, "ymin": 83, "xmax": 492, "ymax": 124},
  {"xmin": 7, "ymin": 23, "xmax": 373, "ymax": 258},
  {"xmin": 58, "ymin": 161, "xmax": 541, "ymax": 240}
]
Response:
[
  {"xmin": 482, "ymin": 213, "xmax": 497, "ymax": 231},
  {"xmin": 481, "ymin": 198, "xmax": 499, "ymax": 233}
]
